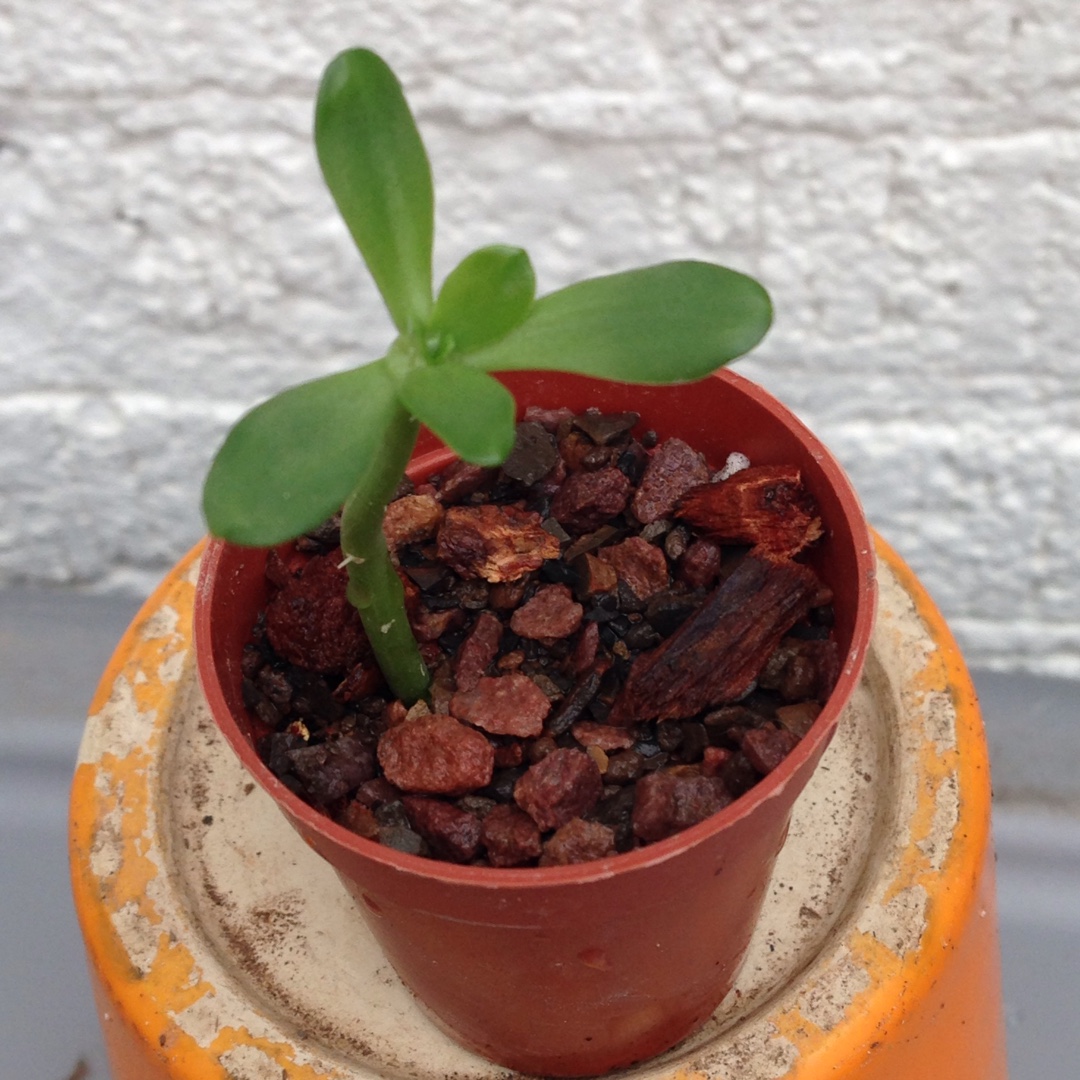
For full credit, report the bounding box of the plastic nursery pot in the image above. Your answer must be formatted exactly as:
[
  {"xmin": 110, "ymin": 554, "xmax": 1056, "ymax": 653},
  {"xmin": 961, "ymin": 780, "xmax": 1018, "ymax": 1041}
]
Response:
[{"xmin": 194, "ymin": 368, "xmax": 877, "ymax": 1078}]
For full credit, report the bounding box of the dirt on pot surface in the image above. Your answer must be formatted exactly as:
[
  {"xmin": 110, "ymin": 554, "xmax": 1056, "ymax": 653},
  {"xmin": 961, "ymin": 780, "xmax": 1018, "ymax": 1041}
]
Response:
[{"xmin": 239, "ymin": 408, "xmax": 840, "ymax": 868}]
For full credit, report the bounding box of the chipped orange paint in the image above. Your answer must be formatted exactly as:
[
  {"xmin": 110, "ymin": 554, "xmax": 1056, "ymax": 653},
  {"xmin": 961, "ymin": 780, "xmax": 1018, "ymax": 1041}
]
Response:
[
  {"xmin": 758, "ymin": 534, "xmax": 1002, "ymax": 1080},
  {"xmin": 71, "ymin": 542, "xmax": 346, "ymax": 1080}
]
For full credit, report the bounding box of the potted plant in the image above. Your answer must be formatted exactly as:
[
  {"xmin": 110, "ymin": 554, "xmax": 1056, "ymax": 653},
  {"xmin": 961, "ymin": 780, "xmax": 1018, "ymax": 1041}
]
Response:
[{"xmin": 196, "ymin": 48, "xmax": 875, "ymax": 1077}]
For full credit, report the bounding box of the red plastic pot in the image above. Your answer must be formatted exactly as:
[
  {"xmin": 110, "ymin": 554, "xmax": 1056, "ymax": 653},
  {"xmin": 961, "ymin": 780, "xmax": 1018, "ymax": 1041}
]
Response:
[{"xmin": 195, "ymin": 367, "xmax": 876, "ymax": 1077}]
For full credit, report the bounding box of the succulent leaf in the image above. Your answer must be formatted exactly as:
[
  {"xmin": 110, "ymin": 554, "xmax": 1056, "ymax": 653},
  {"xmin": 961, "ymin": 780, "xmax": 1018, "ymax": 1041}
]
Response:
[
  {"xmin": 398, "ymin": 363, "xmax": 516, "ymax": 465},
  {"xmin": 430, "ymin": 245, "xmax": 536, "ymax": 355},
  {"xmin": 203, "ymin": 360, "xmax": 397, "ymax": 546},
  {"xmin": 462, "ymin": 261, "xmax": 772, "ymax": 384},
  {"xmin": 315, "ymin": 48, "xmax": 434, "ymax": 333}
]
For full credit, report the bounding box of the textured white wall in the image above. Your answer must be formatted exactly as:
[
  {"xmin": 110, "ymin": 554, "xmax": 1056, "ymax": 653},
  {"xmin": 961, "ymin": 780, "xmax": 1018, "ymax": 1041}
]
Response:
[{"xmin": 2, "ymin": 0, "xmax": 1078, "ymax": 676}]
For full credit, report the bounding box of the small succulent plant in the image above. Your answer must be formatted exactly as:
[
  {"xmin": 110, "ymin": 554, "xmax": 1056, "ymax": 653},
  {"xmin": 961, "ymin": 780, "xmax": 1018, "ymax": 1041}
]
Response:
[{"xmin": 203, "ymin": 48, "xmax": 773, "ymax": 703}]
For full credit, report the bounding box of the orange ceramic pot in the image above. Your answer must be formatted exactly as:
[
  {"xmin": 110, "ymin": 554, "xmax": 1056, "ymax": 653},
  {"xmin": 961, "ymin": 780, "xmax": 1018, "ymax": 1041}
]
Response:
[
  {"xmin": 71, "ymin": 534, "xmax": 1006, "ymax": 1080},
  {"xmin": 193, "ymin": 369, "xmax": 876, "ymax": 1076}
]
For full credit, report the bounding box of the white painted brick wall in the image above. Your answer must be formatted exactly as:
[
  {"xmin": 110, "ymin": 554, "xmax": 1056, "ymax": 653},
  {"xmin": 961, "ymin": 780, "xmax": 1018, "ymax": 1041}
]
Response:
[{"xmin": 3, "ymin": 0, "xmax": 1079, "ymax": 676}]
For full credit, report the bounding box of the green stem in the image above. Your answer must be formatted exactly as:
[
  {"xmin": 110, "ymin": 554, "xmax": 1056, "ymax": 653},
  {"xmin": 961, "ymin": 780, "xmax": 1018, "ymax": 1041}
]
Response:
[{"xmin": 339, "ymin": 399, "xmax": 429, "ymax": 703}]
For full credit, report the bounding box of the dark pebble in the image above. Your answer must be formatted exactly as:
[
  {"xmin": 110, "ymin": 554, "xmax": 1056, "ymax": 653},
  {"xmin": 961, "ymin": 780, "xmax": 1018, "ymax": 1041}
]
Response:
[
  {"xmin": 541, "ymin": 559, "xmax": 579, "ymax": 586},
  {"xmin": 656, "ymin": 722, "xmax": 684, "ymax": 752},
  {"xmin": 644, "ymin": 591, "xmax": 699, "ymax": 636},
  {"xmin": 502, "ymin": 422, "xmax": 560, "ymax": 486},
  {"xmin": 616, "ymin": 580, "xmax": 647, "ymax": 614},
  {"xmin": 623, "ymin": 621, "xmax": 661, "ymax": 651},
  {"xmin": 483, "ymin": 766, "xmax": 527, "ymax": 804},
  {"xmin": 405, "ymin": 565, "xmax": 449, "ymax": 592},
  {"xmin": 375, "ymin": 800, "xmax": 411, "ymax": 829},
  {"xmin": 545, "ymin": 669, "xmax": 603, "ymax": 737},
  {"xmin": 679, "ymin": 722, "xmax": 709, "ymax": 763},
  {"xmin": 573, "ymin": 410, "xmax": 639, "ymax": 446},
  {"xmin": 378, "ymin": 824, "xmax": 427, "ymax": 856}
]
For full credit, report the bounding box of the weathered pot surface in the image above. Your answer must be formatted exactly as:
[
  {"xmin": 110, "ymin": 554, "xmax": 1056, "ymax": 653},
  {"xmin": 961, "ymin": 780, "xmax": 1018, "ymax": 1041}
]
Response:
[{"xmin": 195, "ymin": 367, "xmax": 876, "ymax": 1077}]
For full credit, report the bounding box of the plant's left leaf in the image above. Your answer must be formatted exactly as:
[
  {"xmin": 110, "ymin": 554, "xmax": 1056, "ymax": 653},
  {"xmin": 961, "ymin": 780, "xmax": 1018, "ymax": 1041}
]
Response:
[
  {"xmin": 203, "ymin": 361, "xmax": 397, "ymax": 546},
  {"xmin": 398, "ymin": 364, "xmax": 516, "ymax": 465},
  {"xmin": 463, "ymin": 260, "xmax": 772, "ymax": 384},
  {"xmin": 315, "ymin": 48, "xmax": 434, "ymax": 333},
  {"xmin": 430, "ymin": 245, "xmax": 536, "ymax": 355}
]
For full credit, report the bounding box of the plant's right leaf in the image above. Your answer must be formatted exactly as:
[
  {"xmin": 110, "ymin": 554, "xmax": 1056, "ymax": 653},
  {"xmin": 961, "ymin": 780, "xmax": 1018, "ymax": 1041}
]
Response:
[
  {"xmin": 315, "ymin": 48, "xmax": 434, "ymax": 333},
  {"xmin": 430, "ymin": 245, "xmax": 536, "ymax": 355},
  {"xmin": 203, "ymin": 360, "xmax": 397, "ymax": 546},
  {"xmin": 463, "ymin": 261, "xmax": 772, "ymax": 384}
]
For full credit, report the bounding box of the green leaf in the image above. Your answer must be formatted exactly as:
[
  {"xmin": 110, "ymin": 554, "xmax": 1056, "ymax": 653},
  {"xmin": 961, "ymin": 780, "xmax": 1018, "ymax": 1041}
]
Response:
[
  {"xmin": 315, "ymin": 48, "xmax": 434, "ymax": 333},
  {"xmin": 203, "ymin": 361, "xmax": 398, "ymax": 546},
  {"xmin": 398, "ymin": 364, "xmax": 516, "ymax": 465},
  {"xmin": 430, "ymin": 245, "xmax": 536, "ymax": 355},
  {"xmin": 463, "ymin": 260, "xmax": 772, "ymax": 383}
]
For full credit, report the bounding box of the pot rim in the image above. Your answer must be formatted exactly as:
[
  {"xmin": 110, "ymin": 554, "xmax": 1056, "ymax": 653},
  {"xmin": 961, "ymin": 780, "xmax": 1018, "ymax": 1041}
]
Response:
[{"xmin": 195, "ymin": 367, "xmax": 877, "ymax": 889}]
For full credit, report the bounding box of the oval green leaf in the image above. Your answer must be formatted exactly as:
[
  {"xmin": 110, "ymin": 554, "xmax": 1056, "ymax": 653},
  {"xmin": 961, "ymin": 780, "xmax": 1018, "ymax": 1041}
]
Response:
[
  {"xmin": 462, "ymin": 260, "xmax": 772, "ymax": 383},
  {"xmin": 203, "ymin": 361, "xmax": 398, "ymax": 546},
  {"xmin": 430, "ymin": 245, "xmax": 536, "ymax": 355},
  {"xmin": 398, "ymin": 364, "xmax": 516, "ymax": 466},
  {"xmin": 315, "ymin": 49, "xmax": 434, "ymax": 333}
]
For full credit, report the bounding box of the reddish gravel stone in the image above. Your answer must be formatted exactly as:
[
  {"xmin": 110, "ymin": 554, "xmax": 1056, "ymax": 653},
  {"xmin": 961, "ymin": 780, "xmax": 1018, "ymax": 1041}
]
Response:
[
  {"xmin": 402, "ymin": 796, "xmax": 482, "ymax": 863},
  {"xmin": 438, "ymin": 460, "xmax": 495, "ymax": 505},
  {"xmin": 566, "ymin": 620, "xmax": 601, "ymax": 677},
  {"xmin": 631, "ymin": 770, "xmax": 732, "ymax": 843},
  {"xmin": 677, "ymin": 538, "xmax": 724, "ymax": 591},
  {"xmin": 451, "ymin": 673, "xmax": 551, "ymax": 737},
  {"xmin": 488, "ymin": 578, "xmax": 531, "ymax": 611},
  {"xmin": 539, "ymin": 818, "xmax": 617, "ymax": 866},
  {"xmin": 631, "ymin": 438, "xmax": 710, "ymax": 524},
  {"xmin": 494, "ymin": 741, "xmax": 525, "ymax": 768},
  {"xmin": 338, "ymin": 800, "xmax": 380, "ymax": 839},
  {"xmin": 410, "ymin": 606, "xmax": 465, "ymax": 643},
  {"xmin": 759, "ymin": 638, "xmax": 840, "ymax": 703},
  {"xmin": 437, "ymin": 504, "xmax": 560, "ymax": 583},
  {"xmin": 514, "ymin": 748, "xmax": 603, "ymax": 831},
  {"xmin": 571, "ymin": 721, "xmax": 637, "ymax": 752},
  {"xmin": 523, "ymin": 405, "xmax": 574, "ymax": 433},
  {"xmin": 481, "ymin": 804, "xmax": 543, "ymax": 867},
  {"xmin": 382, "ymin": 494, "xmax": 445, "ymax": 551},
  {"xmin": 701, "ymin": 746, "xmax": 734, "ymax": 779},
  {"xmin": 550, "ymin": 467, "xmax": 632, "ymax": 532},
  {"xmin": 265, "ymin": 547, "xmax": 305, "ymax": 588},
  {"xmin": 378, "ymin": 714, "xmax": 495, "ymax": 795},
  {"xmin": 742, "ymin": 726, "xmax": 801, "ymax": 775},
  {"xmin": 453, "ymin": 611, "xmax": 504, "ymax": 692},
  {"xmin": 510, "ymin": 584, "xmax": 584, "ymax": 640},
  {"xmin": 286, "ymin": 734, "xmax": 376, "ymax": 804},
  {"xmin": 775, "ymin": 701, "xmax": 821, "ymax": 738},
  {"xmin": 354, "ymin": 777, "xmax": 399, "ymax": 808},
  {"xmin": 598, "ymin": 536, "xmax": 669, "ymax": 601},
  {"xmin": 557, "ymin": 431, "xmax": 597, "ymax": 471},
  {"xmin": 384, "ymin": 695, "xmax": 408, "ymax": 730},
  {"xmin": 265, "ymin": 552, "xmax": 368, "ymax": 674},
  {"xmin": 333, "ymin": 659, "xmax": 384, "ymax": 703}
]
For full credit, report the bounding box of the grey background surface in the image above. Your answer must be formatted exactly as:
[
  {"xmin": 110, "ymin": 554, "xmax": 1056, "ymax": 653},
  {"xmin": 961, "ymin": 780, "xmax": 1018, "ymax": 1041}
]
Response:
[{"xmin": 1, "ymin": 587, "xmax": 1078, "ymax": 1080}]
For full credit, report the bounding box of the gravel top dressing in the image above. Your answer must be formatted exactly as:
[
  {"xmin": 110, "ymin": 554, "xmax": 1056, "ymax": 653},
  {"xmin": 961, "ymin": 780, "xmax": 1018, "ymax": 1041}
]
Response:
[{"xmin": 239, "ymin": 408, "xmax": 839, "ymax": 868}]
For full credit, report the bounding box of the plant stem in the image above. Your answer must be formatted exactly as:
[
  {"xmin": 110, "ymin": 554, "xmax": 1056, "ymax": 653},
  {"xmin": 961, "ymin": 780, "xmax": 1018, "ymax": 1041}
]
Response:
[{"xmin": 339, "ymin": 399, "xmax": 429, "ymax": 703}]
